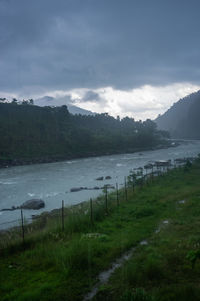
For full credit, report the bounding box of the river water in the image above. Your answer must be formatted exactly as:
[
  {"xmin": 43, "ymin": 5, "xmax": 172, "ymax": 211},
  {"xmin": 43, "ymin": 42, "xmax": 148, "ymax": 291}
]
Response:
[{"xmin": 0, "ymin": 140, "xmax": 200, "ymax": 229}]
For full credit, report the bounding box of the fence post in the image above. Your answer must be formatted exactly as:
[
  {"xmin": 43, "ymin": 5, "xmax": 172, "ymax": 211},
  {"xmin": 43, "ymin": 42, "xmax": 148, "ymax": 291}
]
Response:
[
  {"xmin": 105, "ymin": 185, "xmax": 108, "ymax": 214},
  {"xmin": 62, "ymin": 200, "xmax": 64, "ymax": 231},
  {"xmin": 90, "ymin": 198, "xmax": 93, "ymax": 225},
  {"xmin": 141, "ymin": 176, "xmax": 144, "ymax": 188},
  {"xmin": 21, "ymin": 209, "xmax": 25, "ymax": 245},
  {"xmin": 124, "ymin": 176, "xmax": 128, "ymax": 201},
  {"xmin": 116, "ymin": 182, "xmax": 119, "ymax": 206},
  {"xmin": 151, "ymin": 168, "xmax": 154, "ymax": 181},
  {"xmin": 132, "ymin": 179, "xmax": 134, "ymax": 193}
]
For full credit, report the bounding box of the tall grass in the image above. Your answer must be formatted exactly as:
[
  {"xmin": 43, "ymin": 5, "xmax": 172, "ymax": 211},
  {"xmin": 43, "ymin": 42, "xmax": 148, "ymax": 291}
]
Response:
[{"xmin": 1, "ymin": 159, "xmax": 200, "ymax": 300}]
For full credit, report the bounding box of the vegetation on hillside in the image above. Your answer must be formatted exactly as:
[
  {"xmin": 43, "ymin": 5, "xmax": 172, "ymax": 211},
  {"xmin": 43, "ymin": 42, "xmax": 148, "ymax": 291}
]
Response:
[
  {"xmin": 1, "ymin": 158, "xmax": 200, "ymax": 300},
  {"xmin": 0, "ymin": 102, "xmax": 169, "ymax": 166},
  {"xmin": 156, "ymin": 90, "xmax": 200, "ymax": 139}
]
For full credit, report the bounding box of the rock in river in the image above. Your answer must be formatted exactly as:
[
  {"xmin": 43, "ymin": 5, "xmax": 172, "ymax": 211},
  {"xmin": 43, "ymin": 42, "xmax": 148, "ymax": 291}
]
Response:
[
  {"xmin": 70, "ymin": 187, "xmax": 88, "ymax": 192},
  {"xmin": 21, "ymin": 199, "xmax": 45, "ymax": 210},
  {"xmin": 96, "ymin": 176, "xmax": 104, "ymax": 181}
]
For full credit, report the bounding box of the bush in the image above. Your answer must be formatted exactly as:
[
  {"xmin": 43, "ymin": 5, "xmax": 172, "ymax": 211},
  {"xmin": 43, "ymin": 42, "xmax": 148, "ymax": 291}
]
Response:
[{"xmin": 121, "ymin": 288, "xmax": 155, "ymax": 301}]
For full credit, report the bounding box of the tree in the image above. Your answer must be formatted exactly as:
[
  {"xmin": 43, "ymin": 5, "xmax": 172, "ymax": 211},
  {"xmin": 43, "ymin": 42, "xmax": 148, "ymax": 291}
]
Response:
[
  {"xmin": 22, "ymin": 99, "xmax": 29, "ymax": 105},
  {"xmin": 12, "ymin": 98, "xmax": 18, "ymax": 104}
]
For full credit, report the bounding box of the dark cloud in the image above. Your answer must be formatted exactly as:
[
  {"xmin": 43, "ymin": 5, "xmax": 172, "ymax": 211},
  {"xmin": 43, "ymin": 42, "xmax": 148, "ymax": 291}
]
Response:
[
  {"xmin": 82, "ymin": 91, "xmax": 101, "ymax": 102},
  {"xmin": 0, "ymin": 0, "xmax": 200, "ymax": 94}
]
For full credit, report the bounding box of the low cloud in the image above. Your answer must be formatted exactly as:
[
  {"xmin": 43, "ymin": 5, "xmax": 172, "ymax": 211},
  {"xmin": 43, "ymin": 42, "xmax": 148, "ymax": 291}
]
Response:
[
  {"xmin": 71, "ymin": 83, "xmax": 200, "ymax": 120},
  {"xmin": 1, "ymin": 83, "xmax": 200, "ymax": 121},
  {"xmin": 82, "ymin": 91, "xmax": 101, "ymax": 102}
]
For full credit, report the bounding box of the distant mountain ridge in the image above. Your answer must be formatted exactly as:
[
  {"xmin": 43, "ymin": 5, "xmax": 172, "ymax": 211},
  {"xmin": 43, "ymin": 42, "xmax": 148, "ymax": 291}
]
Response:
[
  {"xmin": 155, "ymin": 90, "xmax": 200, "ymax": 139},
  {"xmin": 35, "ymin": 96, "xmax": 95, "ymax": 115}
]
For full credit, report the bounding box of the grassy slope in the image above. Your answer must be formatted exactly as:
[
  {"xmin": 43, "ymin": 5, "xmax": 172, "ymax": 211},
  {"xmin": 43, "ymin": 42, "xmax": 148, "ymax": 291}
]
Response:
[{"xmin": 1, "ymin": 160, "xmax": 200, "ymax": 300}]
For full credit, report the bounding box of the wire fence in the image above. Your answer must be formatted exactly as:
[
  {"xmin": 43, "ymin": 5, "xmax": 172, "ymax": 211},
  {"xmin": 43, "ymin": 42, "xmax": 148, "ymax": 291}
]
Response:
[{"xmin": 0, "ymin": 157, "xmax": 195, "ymax": 250}]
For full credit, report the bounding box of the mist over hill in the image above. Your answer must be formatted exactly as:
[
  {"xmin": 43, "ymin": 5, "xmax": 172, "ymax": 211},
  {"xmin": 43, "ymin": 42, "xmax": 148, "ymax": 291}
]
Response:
[
  {"xmin": 35, "ymin": 96, "xmax": 95, "ymax": 116},
  {"xmin": 155, "ymin": 90, "xmax": 200, "ymax": 139}
]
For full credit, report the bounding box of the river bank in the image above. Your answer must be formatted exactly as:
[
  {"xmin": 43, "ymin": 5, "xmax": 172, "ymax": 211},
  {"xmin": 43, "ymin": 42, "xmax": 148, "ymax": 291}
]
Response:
[
  {"xmin": 1, "ymin": 157, "xmax": 200, "ymax": 300},
  {"xmin": 0, "ymin": 139, "xmax": 199, "ymax": 230},
  {"xmin": 0, "ymin": 140, "xmax": 175, "ymax": 169}
]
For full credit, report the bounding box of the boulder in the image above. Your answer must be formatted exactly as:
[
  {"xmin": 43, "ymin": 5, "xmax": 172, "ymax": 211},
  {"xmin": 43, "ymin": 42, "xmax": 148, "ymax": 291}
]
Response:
[
  {"xmin": 21, "ymin": 199, "xmax": 45, "ymax": 210},
  {"xmin": 0, "ymin": 208, "xmax": 16, "ymax": 211},
  {"xmin": 0, "ymin": 205, "xmax": 20, "ymax": 211},
  {"xmin": 103, "ymin": 184, "xmax": 115, "ymax": 189},
  {"xmin": 70, "ymin": 187, "xmax": 83, "ymax": 192},
  {"xmin": 93, "ymin": 186, "xmax": 100, "ymax": 190},
  {"xmin": 86, "ymin": 186, "xmax": 100, "ymax": 190},
  {"xmin": 70, "ymin": 187, "xmax": 88, "ymax": 192},
  {"xmin": 96, "ymin": 176, "xmax": 104, "ymax": 181}
]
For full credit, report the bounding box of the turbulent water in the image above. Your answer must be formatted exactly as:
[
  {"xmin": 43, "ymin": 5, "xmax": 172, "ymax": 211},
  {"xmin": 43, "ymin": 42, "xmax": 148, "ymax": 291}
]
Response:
[{"xmin": 0, "ymin": 140, "xmax": 200, "ymax": 229}]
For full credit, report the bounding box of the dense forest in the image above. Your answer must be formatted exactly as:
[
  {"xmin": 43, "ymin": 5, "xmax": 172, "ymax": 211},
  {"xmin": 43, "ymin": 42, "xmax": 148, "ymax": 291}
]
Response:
[
  {"xmin": 155, "ymin": 90, "xmax": 200, "ymax": 139},
  {"xmin": 0, "ymin": 102, "xmax": 169, "ymax": 167}
]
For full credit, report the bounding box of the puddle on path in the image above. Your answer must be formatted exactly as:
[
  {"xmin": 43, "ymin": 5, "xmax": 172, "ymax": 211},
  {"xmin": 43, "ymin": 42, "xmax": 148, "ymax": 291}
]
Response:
[
  {"xmin": 163, "ymin": 220, "xmax": 169, "ymax": 224},
  {"xmin": 155, "ymin": 220, "xmax": 169, "ymax": 233},
  {"xmin": 178, "ymin": 200, "xmax": 186, "ymax": 204},
  {"xmin": 83, "ymin": 246, "xmax": 136, "ymax": 301},
  {"xmin": 140, "ymin": 240, "xmax": 148, "ymax": 245}
]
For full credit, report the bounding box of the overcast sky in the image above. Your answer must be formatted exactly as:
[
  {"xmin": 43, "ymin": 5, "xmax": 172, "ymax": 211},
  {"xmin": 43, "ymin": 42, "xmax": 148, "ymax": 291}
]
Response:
[{"xmin": 1, "ymin": 0, "xmax": 200, "ymax": 119}]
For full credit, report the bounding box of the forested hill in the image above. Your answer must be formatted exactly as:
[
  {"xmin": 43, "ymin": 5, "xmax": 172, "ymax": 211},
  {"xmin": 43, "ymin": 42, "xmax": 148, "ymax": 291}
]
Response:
[
  {"xmin": 0, "ymin": 102, "xmax": 169, "ymax": 167},
  {"xmin": 155, "ymin": 90, "xmax": 200, "ymax": 139}
]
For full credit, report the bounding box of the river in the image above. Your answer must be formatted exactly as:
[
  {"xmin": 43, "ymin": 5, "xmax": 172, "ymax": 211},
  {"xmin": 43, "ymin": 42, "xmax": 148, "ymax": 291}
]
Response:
[{"xmin": 0, "ymin": 140, "xmax": 200, "ymax": 229}]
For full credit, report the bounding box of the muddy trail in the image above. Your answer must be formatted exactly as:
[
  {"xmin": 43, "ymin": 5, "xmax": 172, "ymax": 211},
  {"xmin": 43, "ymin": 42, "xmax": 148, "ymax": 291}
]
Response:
[{"xmin": 83, "ymin": 220, "xmax": 170, "ymax": 300}]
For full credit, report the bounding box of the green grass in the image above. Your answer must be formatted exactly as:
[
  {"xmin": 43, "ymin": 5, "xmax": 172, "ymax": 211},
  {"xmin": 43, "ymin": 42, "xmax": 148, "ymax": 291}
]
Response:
[
  {"xmin": 93, "ymin": 161, "xmax": 200, "ymax": 301},
  {"xmin": 1, "ymin": 160, "xmax": 200, "ymax": 300}
]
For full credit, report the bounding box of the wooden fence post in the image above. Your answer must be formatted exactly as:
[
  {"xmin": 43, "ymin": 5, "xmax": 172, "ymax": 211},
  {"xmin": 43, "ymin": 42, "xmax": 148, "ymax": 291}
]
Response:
[
  {"xmin": 62, "ymin": 200, "xmax": 64, "ymax": 231},
  {"xmin": 116, "ymin": 182, "xmax": 119, "ymax": 206},
  {"xmin": 21, "ymin": 209, "xmax": 25, "ymax": 245},
  {"xmin": 90, "ymin": 198, "xmax": 93, "ymax": 225},
  {"xmin": 105, "ymin": 186, "xmax": 108, "ymax": 214},
  {"xmin": 124, "ymin": 176, "xmax": 128, "ymax": 201},
  {"xmin": 141, "ymin": 176, "xmax": 144, "ymax": 188},
  {"xmin": 132, "ymin": 179, "xmax": 134, "ymax": 193},
  {"xmin": 151, "ymin": 168, "xmax": 154, "ymax": 181}
]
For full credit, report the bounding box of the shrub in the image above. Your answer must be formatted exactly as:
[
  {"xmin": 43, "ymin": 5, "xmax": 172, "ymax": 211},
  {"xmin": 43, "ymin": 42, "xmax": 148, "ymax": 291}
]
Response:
[{"xmin": 121, "ymin": 288, "xmax": 155, "ymax": 301}]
